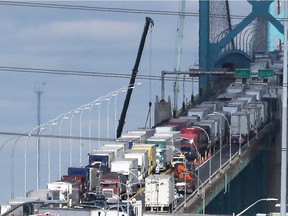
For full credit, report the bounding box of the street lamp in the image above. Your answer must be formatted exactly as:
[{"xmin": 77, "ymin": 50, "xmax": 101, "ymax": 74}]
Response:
[
  {"xmin": 88, "ymin": 97, "xmax": 104, "ymax": 151},
  {"xmin": 209, "ymin": 111, "xmax": 232, "ymax": 165},
  {"xmin": 69, "ymin": 109, "xmax": 80, "ymax": 167},
  {"xmin": 79, "ymin": 105, "xmax": 90, "ymax": 166},
  {"xmin": 58, "ymin": 113, "xmax": 69, "ymax": 179},
  {"xmin": 235, "ymin": 198, "xmax": 278, "ymax": 216},
  {"xmin": 182, "ymin": 169, "xmax": 205, "ymax": 214},
  {"xmin": 48, "ymin": 119, "xmax": 58, "ymax": 182},
  {"xmin": 36, "ymin": 124, "xmax": 47, "ymax": 189}
]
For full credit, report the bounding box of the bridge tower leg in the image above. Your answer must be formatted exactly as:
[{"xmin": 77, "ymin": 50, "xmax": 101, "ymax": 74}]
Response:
[{"xmin": 198, "ymin": 0, "xmax": 284, "ymax": 89}]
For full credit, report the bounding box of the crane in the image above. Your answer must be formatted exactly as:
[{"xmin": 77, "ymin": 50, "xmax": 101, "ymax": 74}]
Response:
[
  {"xmin": 173, "ymin": 0, "xmax": 186, "ymax": 118},
  {"xmin": 116, "ymin": 17, "xmax": 154, "ymax": 138}
]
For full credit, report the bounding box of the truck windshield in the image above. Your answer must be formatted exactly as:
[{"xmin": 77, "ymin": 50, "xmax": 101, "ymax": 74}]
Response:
[{"xmin": 100, "ymin": 182, "xmax": 117, "ymax": 187}]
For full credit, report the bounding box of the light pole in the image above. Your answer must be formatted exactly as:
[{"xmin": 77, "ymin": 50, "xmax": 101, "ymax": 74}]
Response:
[
  {"xmin": 209, "ymin": 111, "xmax": 232, "ymax": 164},
  {"xmin": 182, "ymin": 169, "xmax": 205, "ymax": 214},
  {"xmin": 23, "ymin": 124, "xmax": 46, "ymax": 196},
  {"xmin": 48, "ymin": 119, "xmax": 58, "ymax": 183},
  {"xmin": 69, "ymin": 109, "xmax": 80, "ymax": 167},
  {"xmin": 235, "ymin": 198, "xmax": 278, "ymax": 216},
  {"xmin": 79, "ymin": 105, "xmax": 90, "ymax": 166},
  {"xmin": 36, "ymin": 124, "xmax": 46, "ymax": 189},
  {"xmin": 88, "ymin": 97, "xmax": 103, "ymax": 151},
  {"xmin": 98, "ymin": 94, "xmax": 112, "ymax": 148},
  {"xmin": 58, "ymin": 113, "xmax": 69, "ymax": 179}
]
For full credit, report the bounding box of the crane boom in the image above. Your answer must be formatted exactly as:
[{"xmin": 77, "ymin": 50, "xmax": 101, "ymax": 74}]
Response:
[
  {"xmin": 173, "ymin": 0, "xmax": 185, "ymax": 117},
  {"xmin": 116, "ymin": 17, "xmax": 154, "ymax": 138}
]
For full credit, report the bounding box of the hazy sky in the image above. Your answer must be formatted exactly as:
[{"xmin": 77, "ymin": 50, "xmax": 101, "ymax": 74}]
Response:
[{"xmin": 0, "ymin": 0, "xmax": 258, "ymax": 204}]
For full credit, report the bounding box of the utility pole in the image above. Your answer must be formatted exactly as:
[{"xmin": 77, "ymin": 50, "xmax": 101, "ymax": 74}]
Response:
[{"xmin": 35, "ymin": 82, "xmax": 45, "ymax": 189}]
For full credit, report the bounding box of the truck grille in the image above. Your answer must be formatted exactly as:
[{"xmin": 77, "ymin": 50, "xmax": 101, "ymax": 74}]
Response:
[{"xmin": 102, "ymin": 189, "xmax": 113, "ymax": 198}]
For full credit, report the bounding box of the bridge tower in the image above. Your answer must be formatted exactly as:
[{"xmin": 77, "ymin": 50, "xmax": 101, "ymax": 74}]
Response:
[{"xmin": 198, "ymin": 0, "xmax": 284, "ymax": 90}]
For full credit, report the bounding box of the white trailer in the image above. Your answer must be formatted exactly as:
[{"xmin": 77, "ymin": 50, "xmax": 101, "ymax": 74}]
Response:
[
  {"xmin": 145, "ymin": 174, "xmax": 175, "ymax": 213},
  {"xmin": 228, "ymin": 99, "xmax": 248, "ymax": 108},
  {"xmin": 241, "ymin": 106, "xmax": 261, "ymax": 133},
  {"xmin": 98, "ymin": 145, "xmax": 124, "ymax": 159},
  {"xmin": 226, "ymin": 85, "xmax": 245, "ymax": 94},
  {"xmin": 222, "ymin": 103, "xmax": 240, "ymax": 115},
  {"xmin": 248, "ymin": 101, "xmax": 268, "ymax": 127},
  {"xmin": 187, "ymin": 107, "xmax": 209, "ymax": 120},
  {"xmin": 155, "ymin": 125, "xmax": 178, "ymax": 133},
  {"xmin": 245, "ymin": 88, "xmax": 265, "ymax": 101},
  {"xmin": 201, "ymin": 101, "xmax": 224, "ymax": 112},
  {"xmin": 26, "ymin": 189, "xmax": 57, "ymax": 201},
  {"xmin": 230, "ymin": 111, "xmax": 251, "ymax": 145},
  {"xmin": 127, "ymin": 128, "xmax": 156, "ymax": 138},
  {"xmin": 110, "ymin": 158, "xmax": 139, "ymax": 194},
  {"xmin": 47, "ymin": 180, "xmax": 80, "ymax": 207},
  {"xmin": 124, "ymin": 149, "xmax": 148, "ymax": 181},
  {"xmin": 237, "ymin": 94, "xmax": 257, "ymax": 103},
  {"xmin": 103, "ymin": 142, "xmax": 130, "ymax": 152},
  {"xmin": 116, "ymin": 132, "xmax": 151, "ymax": 144}
]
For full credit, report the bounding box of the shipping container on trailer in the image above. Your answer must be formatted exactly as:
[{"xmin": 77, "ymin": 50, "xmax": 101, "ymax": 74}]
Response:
[{"xmin": 132, "ymin": 143, "xmax": 156, "ymax": 175}]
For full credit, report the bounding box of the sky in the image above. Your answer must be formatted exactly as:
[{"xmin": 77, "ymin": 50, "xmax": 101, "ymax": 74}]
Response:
[{"xmin": 0, "ymin": 0, "xmax": 255, "ymax": 204}]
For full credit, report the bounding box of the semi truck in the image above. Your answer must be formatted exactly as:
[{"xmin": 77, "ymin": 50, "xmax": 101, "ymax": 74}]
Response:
[
  {"xmin": 99, "ymin": 172, "xmax": 127, "ymax": 203},
  {"xmin": 110, "ymin": 158, "xmax": 139, "ymax": 195},
  {"xmin": 145, "ymin": 174, "xmax": 175, "ymax": 213},
  {"xmin": 47, "ymin": 180, "xmax": 81, "ymax": 207},
  {"xmin": 231, "ymin": 111, "xmax": 251, "ymax": 145},
  {"xmin": 88, "ymin": 150, "xmax": 115, "ymax": 170},
  {"xmin": 146, "ymin": 134, "xmax": 176, "ymax": 173},
  {"xmin": 172, "ymin": 163, "xmax": 196, "ymax": 194},
  {"xmin": 85, "ymin": 164, "xmax": 107, "ymax": 193}
]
